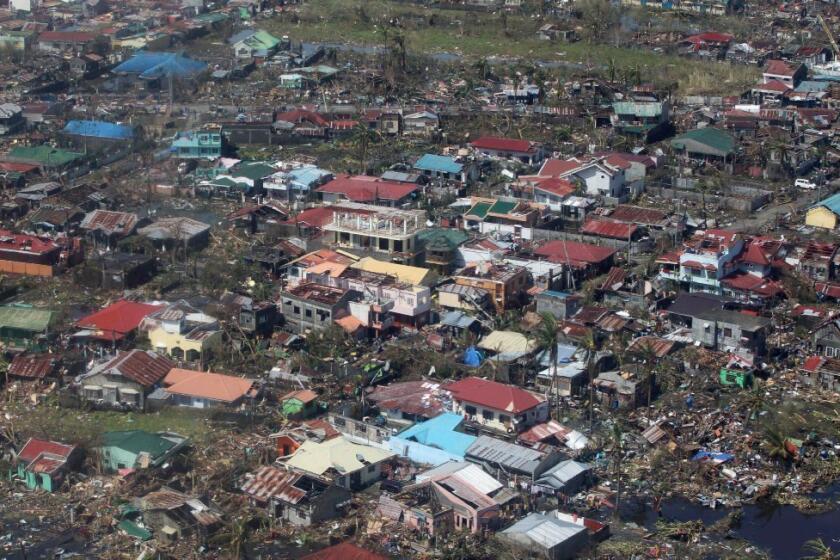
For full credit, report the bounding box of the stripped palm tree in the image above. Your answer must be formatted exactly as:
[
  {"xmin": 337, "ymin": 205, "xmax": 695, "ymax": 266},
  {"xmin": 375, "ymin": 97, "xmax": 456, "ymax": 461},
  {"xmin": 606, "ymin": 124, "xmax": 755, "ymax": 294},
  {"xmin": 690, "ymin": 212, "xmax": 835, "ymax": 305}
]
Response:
[
  {"xmin": 535, "ymin": 312, "xmax": 559, "ymax": 417},
  {"xmin": 800, "ymin": 538, "xmax": 839, "ymax": 560}
]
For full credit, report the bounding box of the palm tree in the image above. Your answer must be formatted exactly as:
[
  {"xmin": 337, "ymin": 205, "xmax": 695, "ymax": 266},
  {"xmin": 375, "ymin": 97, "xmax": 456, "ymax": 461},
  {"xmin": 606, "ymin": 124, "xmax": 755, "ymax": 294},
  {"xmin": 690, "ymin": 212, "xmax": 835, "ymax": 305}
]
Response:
[
  {"xmin": 738, "ymin": 380, "xmax": 766, "ymax": 428},
  {"xmin": 609, "ymin": 421, "xmax": 624, "ymax": 520},
  {"xmin": 762, "ymin": 426, "xmax": 794, "ymax": 468},
  {"xmin": 349, "ymin": 123, "xmax": 380, "ymax": 174},
  {"xmin": 800, "ymin": 538, "xmax": 839, "ymax": 560},
  {"xmin": 638, "ymin": 343, "xmax": 659, "ymax": 407},
  {"xmin": 582, "ymin": 330, "xmax": 599, "ymax": 434},
  {"xmin": 535, "ymin": 312, "xmax": 559, "ymax": 416}
]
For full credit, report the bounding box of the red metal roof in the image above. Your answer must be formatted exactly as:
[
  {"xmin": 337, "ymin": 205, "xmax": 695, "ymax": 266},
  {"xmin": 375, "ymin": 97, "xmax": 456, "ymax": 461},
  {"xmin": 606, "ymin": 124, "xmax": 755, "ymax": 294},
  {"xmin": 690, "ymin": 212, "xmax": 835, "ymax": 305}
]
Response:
[
  {"xmin": 532, "ymin": 177, "xmax": 575, "ymax": 198},
  {"xmin": 538, "ymin": 158, "xmax": 583, "ymax": 177},
  {"xmin": 739, "ymin": 242, "xmax": 771, "ymax": 266},
  {"xmin": 802, "ymin": 355, "xmax": 824, "ymax": 372},
  {"xmin": 76, "ymin": 300, "xmax": 163, "ymax": 340},
  {"xmin": 285, "ymin": 206, "xmax": 336, "ymax": 228},
  {"xmin": 0, "ymin": 229, "xmax": 61, "ymax": 256},
  {"xmin": 815, "ymin": 282, "xmax": 840, "ymax": 299},
  {"xmin": 446, "ymin": 377, "xmax": 545, "ymax": 414},
  {"xmin": 608, "ymin": 205, "xmax": 667, "ymax": 226},
  {"xmin": 301, "ymin": 543, "xmax": 387, "ymax": 560},
  {"xmin": 581, "ymin": 218, "xmax": 637, "ymax": 240},
  {"xmin": 18, "ymin": 438, "xmax": 75, "ymax": 463},
  {"xmin": 0, "ymin": 162, "xmax": 39, "ymax": 173},
  {"xmin": 534, "ymin": 240, "xmax": 616, "ymax": 267},
  {"xmin": 684, "ymin": 32, "xmax": 734, "ymax": 44},
  {"xmin": 80, "ymin": 210, "xmax": 138, "ymax": 236},
  {"xmin": 471, "ymin": 136, "xmax": 539, "ymax": 154},
  {"xmin": 317, "ymin": 175, "xmax": 417, "ymax": 202},
  {"xmin": 764, "ymin": 59, "xmax": 800, "ymax": 77},
  {"xmin": 681, "ymin": 260, "xmax": 717, "ymax": 271},
  {"xmin": 276, "ymin": 110, "xmax": 328, "ymax": 127},
  {"xmin": 720, "ymin": 273, "xmax": 783, "ymax": 298}
]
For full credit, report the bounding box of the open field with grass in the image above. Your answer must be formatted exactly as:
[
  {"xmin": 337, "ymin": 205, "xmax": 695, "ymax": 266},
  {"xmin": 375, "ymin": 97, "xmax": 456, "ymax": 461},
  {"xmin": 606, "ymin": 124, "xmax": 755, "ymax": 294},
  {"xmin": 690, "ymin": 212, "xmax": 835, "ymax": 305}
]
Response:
[{"xmin": 265, "ymin": 0, "xmax": 759, "ymax": 94}]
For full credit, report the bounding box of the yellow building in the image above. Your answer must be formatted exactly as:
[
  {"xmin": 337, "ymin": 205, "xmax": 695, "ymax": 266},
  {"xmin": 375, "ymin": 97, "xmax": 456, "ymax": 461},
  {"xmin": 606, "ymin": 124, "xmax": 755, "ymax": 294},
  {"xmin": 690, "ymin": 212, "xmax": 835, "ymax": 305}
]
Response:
[
  {"xmin": 143, "ymin": 303, "xmax": 222, "ymax": 365},
  {"xmin": 806, "ymin": 203, "xmax": 839, "ymax": 230}
]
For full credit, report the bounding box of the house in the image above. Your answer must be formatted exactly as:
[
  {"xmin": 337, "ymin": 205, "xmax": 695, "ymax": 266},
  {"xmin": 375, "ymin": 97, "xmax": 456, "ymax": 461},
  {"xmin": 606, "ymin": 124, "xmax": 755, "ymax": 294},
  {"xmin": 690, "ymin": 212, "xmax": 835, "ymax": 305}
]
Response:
[
  {"xmin": 388, "ymin": 412, "xmax": 477, "ymax": 466},
  {"xmin": 0, "ymin": 305, "xmax": 54, "ymax": 350},
  {"xmin": 241, "ymin": 465, "xmax": 351, "ymax": 526},
  {"xmin": 0, "ymin": 230, "xmax": 69, "ymax": 277},
  {"xmin": 80, "ymin": 210, "xmax": 139, "ymax": 248},
  {"xmin": 283, "ymin": 436, "xmax": 396, "ymax": 490},
  {"xmin": 762, "ymin": 59, "xmax": 805, "ymax": 88},
  {"xmin": 470, "ymin": 136, "xmax": 545, "ymax": 165},
  {"xmin": 797, "ymin": 242, "xmax": 840, "ymax": 282},
  {"xmin": 38, "ymin": 31, "xmax": 103, "ymax": 55},
  {"xmin": 159, "ymin": 369, "xmax": 256, "ymax": 409},
  {"xmin": 78, "ymin": 349, "xmax": 174, "ymax": 410},
  {"xmin": 517, "ymin": 420, "xmax": 590, "ymax": 451},
  {"xmin": 403, "ymin": 461, "xmax": 509, "ymax": 534},
  {"xmin": 61, "ymin": 120, "xmax": 134, "ymax": 151},
  {"xmin": 74, "ymin": 300, "xmax": 163, "ymax": 345},
  {"xmin": 806, "ymin": 193, "xmax": 840, "ymax": 230},
  {"xmin": 323, "ymin": 203, "xmax": 428, "ymax": 265},
  {"xmin": 670, "ymin": 128, "xmax": 737, "ymax": 165},
  {"xmin": 465, "ymin": 435, "xmax": 564, "ymax": 482},
  {"xmin": 0, "ymin": 103, "xmax": 24, "ymax": 135},
  {"xmin": 112, "ymin": 52, "xmax": 208, "ymax": 89},
  {"xmin": 10, "ymin": 438, "xmax": 79, "ymax": 492},
  {"xmin": 99, "ymin": 430, "xmax": 188, "ymax": 472},
  {"xmin": 316, "ymin": 175, "xmax": 418, "ymax": 207},
  {"xmin": 533, "ymin": 459, "xmax": 593, "ymax": 495},
  {"xmin": 402, "ymin": 111, "xmax": 439, "ymax": 135},
  {"xmin": 229, "ymin": 29, "xmax": 280, "ymax": 60},
  {"xmin": 87, "ymin": 253, "xmax": 157, "ymax": 290},
  {"xmin": 611, "ymin": 100, "xmax": 671, "ymax": 142},
  {"xmin": 141, "ymin": 302, "xmax": 223, "ymax": 365},
  {"xmin": 417, "ymin": 228, "xmax": 470, "ymax": 274},
  {"xmin": 438, "ymin": 310, "xmax": 482, "ymax": 339},
  {"xmin": 446, "ymin": 376, "xmax": 548, "ymax": 433},
  {"xmin": 3, "ymin": 145, "xmax": 84, "ymax": 174},
  {"xmin": 135, "ymin": 487, "xmax": 222, "ymax": 541},
  {"xmin": 667, "ymin": 293, "xmax": 771, "ymax": 356},
  {"xmin": 413, "ymin": 154, "xmax": 477, "ymax": 185},
  {"xmin": 171, "ymin": 127, "xmax": 222, "ymax": 159},
  {"xmin": 812, "ymin": 316, "xmax": 840, "ymax": 358},
  {"xmin": 137, "ymin": 218, "xmax": 210, "ymax": 252},
  {"xmin": 264, "ymin": 166, "xmax": 333, "ymax": 201},
  {"xmin": 533, "ymin": 240, "xmax": 617, "ymax": 281},
  {"xmin": 536, "ymin": 157, "xmax": 627, "ymax": 200},
  {"xmin": 580, "ymin": 218, "xmax": 644, "ymax": 242},
  {"xmin": 366, "ymin": 380, "xmax": 447, "ymax": 423},
  {"xmin": 280, "ymin": 283, "xmax": 358, "ymax": 334},
  {"xmin": 280, "ymin": 389, "xmax": 320, "ymax": 418},
  {"xmin": 451, "ymin": 262, "xmax": 530, "ymax": 312},
  {"xmin": 593, "ymin": 370, "xmax": 649, "ymax": 409},
  {"xmin": 301, "ymin": 542, "xmax": 387, "ymax": 560},
  {"xmin": 7, "ymin": 353, "xmax": 60, "ymax": 383},
  {"xmin": 800, "ymin": 356, "xmax": 840, "ymax": 393},
  {"xmin": 500, "ymin": 511, "xmax": 589, "ymax": 560}
]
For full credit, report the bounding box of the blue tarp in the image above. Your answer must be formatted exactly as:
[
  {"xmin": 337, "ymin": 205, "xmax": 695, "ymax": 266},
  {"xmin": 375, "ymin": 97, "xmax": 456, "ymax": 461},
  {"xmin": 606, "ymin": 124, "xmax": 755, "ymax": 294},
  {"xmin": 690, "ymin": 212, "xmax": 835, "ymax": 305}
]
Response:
[
  {"xmin": 463, "ymin": 346, "xmax": 483, "ymax": 367},
  {"xmin": 63, "ymin": 120, "xmax": 134, "ymax": 140},
  {"xmin": 113, "ymin": 52, "xmax": 208, "ymax": 80},
  {"xmin": 692, "ymin": 450, "xmax": 734, "ymax": 463}
]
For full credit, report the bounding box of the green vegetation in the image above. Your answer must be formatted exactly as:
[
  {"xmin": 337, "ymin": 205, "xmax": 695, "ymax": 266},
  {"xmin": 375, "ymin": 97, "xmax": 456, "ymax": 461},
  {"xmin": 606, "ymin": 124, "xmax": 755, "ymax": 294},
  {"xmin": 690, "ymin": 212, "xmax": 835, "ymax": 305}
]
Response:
[{"xmin": 266, "ymin": 0, "xmax": 759, "ymax": 94}]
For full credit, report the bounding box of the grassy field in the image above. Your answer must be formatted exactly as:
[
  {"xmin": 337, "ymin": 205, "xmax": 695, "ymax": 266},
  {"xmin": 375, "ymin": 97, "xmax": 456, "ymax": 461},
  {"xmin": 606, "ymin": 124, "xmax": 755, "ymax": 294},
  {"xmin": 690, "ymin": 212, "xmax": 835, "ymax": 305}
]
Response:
[{"xmin": 264, "ymin": 0, "xmax": 758, "ymax": 95}]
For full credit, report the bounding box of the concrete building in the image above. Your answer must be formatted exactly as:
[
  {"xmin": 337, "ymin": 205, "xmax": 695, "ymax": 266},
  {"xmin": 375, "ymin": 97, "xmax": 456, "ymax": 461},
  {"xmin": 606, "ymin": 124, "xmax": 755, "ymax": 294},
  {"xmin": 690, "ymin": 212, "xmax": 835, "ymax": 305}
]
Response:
[
  {"xmin": 323, "ymin": 203, "xmax": 427, "ymax": 265},
  {"xmin": 280, "ymin": 283, "xmax": 358, "ymax": 334}
]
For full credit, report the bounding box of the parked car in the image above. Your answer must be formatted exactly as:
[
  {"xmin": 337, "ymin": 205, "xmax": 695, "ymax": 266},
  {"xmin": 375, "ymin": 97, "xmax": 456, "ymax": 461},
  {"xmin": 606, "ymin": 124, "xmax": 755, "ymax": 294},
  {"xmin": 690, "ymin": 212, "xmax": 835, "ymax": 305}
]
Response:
[{"xmin": 795, "ymin": 178, "xmax": 817, "ymax": 190}]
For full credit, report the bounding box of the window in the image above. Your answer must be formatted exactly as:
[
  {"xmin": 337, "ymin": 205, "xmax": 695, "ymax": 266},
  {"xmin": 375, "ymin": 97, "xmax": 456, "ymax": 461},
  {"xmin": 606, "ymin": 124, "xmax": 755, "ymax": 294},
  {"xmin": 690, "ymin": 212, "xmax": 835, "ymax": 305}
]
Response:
[
  {"xmin": 305, "ymin": 309, "xmax": 312, "ymax": 318},
  {"xmin": 499, "ymin": 414, "xmax": 511, "ymax": 425},
  {"xmin": 394, "ymin": 240, "xmax": 403, "ymax": 252},
  {"xmin": 379, "ymin": 238, "xmax": 389, "ymax": 250},
  {"xmin": 723, "ymin": 327, "xmax": 733, "ymax": 338},
  {"xmin": 482, "ymin": 409, "xmax": 494, "ymax": 421},
  {"xmin": 465, "ymin": 405, "xmax": 477, "ymax": 415},
  {"xmin": 367, "ymin": 464, "xmax": 376, "ymax": 473},
  {"xmin": 293, "ymin": 306, "xmax": 300, "ymax": 315}
]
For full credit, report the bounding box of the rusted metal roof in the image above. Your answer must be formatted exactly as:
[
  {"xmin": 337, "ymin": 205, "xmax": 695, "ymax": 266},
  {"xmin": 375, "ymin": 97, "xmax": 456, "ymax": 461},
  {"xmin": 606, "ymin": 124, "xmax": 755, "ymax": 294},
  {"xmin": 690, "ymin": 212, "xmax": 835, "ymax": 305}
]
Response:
[
  {"xmin": 241, "ymin": 465, "xmax": 310, "ymax": 504},
  {"xmin": 79, "ymin": 210, "xmax": 138, "ymax": 236},
  {"xmin": 8, "ymin": 353, "xmax": 59, "ymax": 379},
  {"xmin": 93, "ymin": 350, "xmax": 174, "ymax": 388},
  {"xmin": 627, "ymin": 336, "xmax": 679, "ymax": 358}
]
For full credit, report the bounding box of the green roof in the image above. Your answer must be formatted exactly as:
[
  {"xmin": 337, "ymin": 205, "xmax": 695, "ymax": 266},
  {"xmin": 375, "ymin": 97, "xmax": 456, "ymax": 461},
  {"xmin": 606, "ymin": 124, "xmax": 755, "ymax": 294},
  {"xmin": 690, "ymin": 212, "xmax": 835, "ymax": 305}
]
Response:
[
  {"xmin": 0, "ymin": 306, "xmax": 53, "ymax": 332},
  {"xmin": 671, "ymin": 128, "xmax": 736, "ymax": 157},
  {"xmin": 102, "ymin": 430, "xmax": 177, "ymax": 458},
  {"xmin": 488, "ymin": 200, "xmax": 517, "ymax": 215},
  {"xmin": 465, "ymin": 201, "xmax": 492, "ymax": 219},
  {"xmin": 418, "ymin": 228, "xmax": 470, "ymax": 251},
  {"xmin": 613, "ymin": 101, "xmax": 663, "ymax": 118},
  {"xmin": 7, "ymin": 146, "xmax": 84, "ymax": 167},
  {"xmin": 118, "ymin": 520, "xmax": 152, "ymax": 541},
  {"xmin": 193, "ymin": 12, "xmax": 229, "ymax": 23},
  {"xmin": 232, "ymin": 161, "xmax": 278, "ymax": 181}
]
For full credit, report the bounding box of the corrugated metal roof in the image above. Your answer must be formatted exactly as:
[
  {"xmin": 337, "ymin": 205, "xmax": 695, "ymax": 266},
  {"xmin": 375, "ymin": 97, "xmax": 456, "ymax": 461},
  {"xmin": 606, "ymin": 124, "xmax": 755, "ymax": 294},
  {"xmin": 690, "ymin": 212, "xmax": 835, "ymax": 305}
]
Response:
[
  {"xmin": 63, "ymin": 120, "xmax": 134, "ymax": 140},
  {"xmin": 241, "ymin": 465, "xmax": 310, "ymax": 504},
  {"xmin": 465, "ymin": 435, "xmax": 545, "ymax": 474},
  {"xmin": 501, "ymin": 512, "xmax": 587, "ymax": 549}
]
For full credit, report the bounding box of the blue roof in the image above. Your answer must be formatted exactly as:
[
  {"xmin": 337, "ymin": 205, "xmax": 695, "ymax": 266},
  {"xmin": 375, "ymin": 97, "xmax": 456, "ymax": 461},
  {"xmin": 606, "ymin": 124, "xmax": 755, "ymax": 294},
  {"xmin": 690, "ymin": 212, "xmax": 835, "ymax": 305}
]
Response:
[
  {"xmin": 794, "ymin": 80, "xmax": 829, "ymax": 93},
  {"xmin": 394, "ymin": 413, "xmax": 476, "ymax": 457},
  {"xmin": 537, "ymin": 342, "xmax": 578, "ymax": 367},
  {"xmin": 63, "ymin": 120, "xmax": 134, "ymax": 140},
  {"xmin": 440, "ymin": 310, "xmax": 478, "ymax": 329},
  {"xmin": 113, "ymin": 52, "xmax": 208, "ymax": 80},
  {"xmin": 815, "ymin": 192, "xmax": 840, "ymax": 215},
  {"xmin": 463, "ymin": 346, "xmax": 483, "ymax": 367},
  {"xmin": 414, "ymin": 154, "xmax": 463, "ymax": 174},
  {"xmin": 541, "ymin": 290, "xmax": 573, "ymax": 299},
  {"xmin": 288, "ymin": 167, "xmax": 332, "ymax": 188}
]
